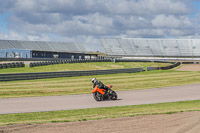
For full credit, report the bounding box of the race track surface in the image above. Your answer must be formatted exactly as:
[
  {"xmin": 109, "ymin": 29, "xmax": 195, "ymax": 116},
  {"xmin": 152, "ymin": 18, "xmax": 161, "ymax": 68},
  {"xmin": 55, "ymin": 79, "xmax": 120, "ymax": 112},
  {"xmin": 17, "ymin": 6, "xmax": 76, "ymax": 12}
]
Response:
[{"xmin": 0, "ymin": 83, "xmax": 200, "ymax": 114}]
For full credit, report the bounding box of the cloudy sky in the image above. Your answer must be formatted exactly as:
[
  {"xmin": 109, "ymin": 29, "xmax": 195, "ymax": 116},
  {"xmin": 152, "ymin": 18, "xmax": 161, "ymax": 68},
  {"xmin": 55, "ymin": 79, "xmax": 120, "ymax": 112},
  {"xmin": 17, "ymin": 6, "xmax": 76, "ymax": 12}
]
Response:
[{"xmin": 0, "ymin": 0, "xmax": 200, "ymax": 51}]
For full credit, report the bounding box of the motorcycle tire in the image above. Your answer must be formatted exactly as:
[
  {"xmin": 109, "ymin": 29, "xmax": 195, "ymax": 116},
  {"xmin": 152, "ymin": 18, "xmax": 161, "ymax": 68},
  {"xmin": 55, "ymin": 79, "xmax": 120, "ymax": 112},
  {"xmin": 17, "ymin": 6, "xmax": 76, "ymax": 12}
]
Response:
[
  {"xmin": 110, "ymin": 91, "xmax": 118, "ymax": 100},
  {"xmin": 93, "ymin": 92, "xmax": 103, "ymax": 101}
]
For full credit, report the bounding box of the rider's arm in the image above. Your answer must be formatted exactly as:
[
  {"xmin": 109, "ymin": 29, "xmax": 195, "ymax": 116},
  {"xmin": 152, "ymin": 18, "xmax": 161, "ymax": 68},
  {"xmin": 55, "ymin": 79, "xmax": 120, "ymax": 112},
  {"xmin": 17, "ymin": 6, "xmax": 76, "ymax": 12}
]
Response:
[
  {"xmin": 98, "ymin": 81, "xmax": 104, "ymax": 88},
  {"xmin": 93, "ymin": 82, "xmax": 96, "ymax": 88}
]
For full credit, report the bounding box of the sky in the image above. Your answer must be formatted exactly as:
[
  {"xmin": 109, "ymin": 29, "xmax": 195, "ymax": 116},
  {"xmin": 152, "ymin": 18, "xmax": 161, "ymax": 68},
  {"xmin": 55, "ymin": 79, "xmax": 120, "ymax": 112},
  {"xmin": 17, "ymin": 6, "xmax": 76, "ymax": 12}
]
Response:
[{"xmin": 0, "ymin": 0, "xmax": 200, "ymax": 52}]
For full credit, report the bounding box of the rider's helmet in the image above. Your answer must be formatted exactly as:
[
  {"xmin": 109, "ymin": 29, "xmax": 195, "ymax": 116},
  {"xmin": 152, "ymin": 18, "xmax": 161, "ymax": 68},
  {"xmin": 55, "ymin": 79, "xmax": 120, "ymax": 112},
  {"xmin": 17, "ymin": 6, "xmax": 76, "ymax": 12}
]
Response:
[{"xmin": 92, "ymin": 78, "xmax": 96, "ymax": 83}]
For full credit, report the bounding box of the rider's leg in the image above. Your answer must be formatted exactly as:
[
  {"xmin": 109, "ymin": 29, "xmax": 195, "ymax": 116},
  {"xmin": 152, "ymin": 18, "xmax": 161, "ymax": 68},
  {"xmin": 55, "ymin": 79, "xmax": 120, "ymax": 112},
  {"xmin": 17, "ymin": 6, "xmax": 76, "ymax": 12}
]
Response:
[
  {"xmin": 103, "ymin": 86, "xmax": 110, "ymax": 97},
  {"xmin": 104, "ymin": 85, "xmax": 110, "ymax": 91},
  {"xmin": 104, "ymin": 91, "xmax": 108, "ymax": 97}
]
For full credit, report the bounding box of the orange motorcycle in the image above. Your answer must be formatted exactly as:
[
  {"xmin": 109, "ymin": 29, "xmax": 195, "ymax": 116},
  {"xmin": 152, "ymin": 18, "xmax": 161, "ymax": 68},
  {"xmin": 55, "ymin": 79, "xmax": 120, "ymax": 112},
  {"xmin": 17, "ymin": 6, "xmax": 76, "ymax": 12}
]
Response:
[{"xmin": 91, "ymin": 85, "xmax": 117, "ymax": 101}]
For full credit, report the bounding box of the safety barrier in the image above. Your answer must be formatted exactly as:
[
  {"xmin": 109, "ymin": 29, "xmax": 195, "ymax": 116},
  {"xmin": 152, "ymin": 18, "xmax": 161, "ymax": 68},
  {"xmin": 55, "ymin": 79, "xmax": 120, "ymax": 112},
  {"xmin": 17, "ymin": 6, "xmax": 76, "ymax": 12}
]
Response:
[
  {"xmin": 0, "ymin": 67, "xmax": 143, "ymax": 81},
  {"xmin": 146, "ymin": 67, "xmax": 159, "ymax": 71},
  {"xmin": 159, "ymin": 62, "xmax": 181, "ymax": 70},
  {"xmin": 146, "ymin": 62, "xmax": 181, "ymax": 71},
  {"xmin": 0, "ymin": 62, "xmax": 25, "ymax": 69},
  {"xmin": 0, "ymin": 60, "xmax": 182, "ymax": 81},
  {"xmin": 29, "ymin": 59, "xmax": 111, "ymax": 67},
  {"xmin": 28, "ymin": 58, "xmax": 175, "ymax": 68},
  {"xmin": 181, "ymin": 62, "xmax": 199, "ymax": 64},
  {"xmin": 114, "ymin": 59, "xmax": 171, "ymax": 63}
]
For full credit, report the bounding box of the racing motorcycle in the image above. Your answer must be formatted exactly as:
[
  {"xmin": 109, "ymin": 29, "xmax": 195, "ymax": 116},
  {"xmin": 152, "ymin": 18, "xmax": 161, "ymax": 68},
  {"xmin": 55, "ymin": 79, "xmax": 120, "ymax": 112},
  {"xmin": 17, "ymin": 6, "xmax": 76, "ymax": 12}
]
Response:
[{"xmin": 91, "ymin": 85, "xmax": 117, "ymax": 101}]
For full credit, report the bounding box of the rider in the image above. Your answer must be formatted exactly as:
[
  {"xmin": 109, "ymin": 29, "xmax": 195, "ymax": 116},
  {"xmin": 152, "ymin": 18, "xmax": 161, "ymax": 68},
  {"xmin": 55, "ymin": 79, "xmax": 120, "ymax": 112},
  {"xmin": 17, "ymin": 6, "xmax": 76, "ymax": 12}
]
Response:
[{"xmin": 92, "ymin": 78, "xmax": 110, "ymax": 96}]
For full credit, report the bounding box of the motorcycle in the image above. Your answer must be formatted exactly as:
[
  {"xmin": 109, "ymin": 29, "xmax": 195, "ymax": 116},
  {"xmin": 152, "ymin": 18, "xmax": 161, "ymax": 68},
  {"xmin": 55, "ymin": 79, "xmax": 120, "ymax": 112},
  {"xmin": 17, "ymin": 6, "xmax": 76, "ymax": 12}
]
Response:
[{"xmin": 91, "ymin": 85, "xmax": 118, "ymax": 101}]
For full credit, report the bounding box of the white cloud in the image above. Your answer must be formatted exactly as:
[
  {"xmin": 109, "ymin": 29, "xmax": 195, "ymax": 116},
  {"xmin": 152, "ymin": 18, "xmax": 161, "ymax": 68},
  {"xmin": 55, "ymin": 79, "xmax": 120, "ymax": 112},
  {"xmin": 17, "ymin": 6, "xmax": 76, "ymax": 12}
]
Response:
[
  {"xmin": 125, "ymin": 29, "xmax": 165, "ymax": 38},
  {"xmin": 152, "ymin": 14, "xmax": 193, "ymax": 29},
  {"xmin": 0, "ymin": 31, "xmax": 25, "ymax": 40},
  {"xmin": 0, "ymin": 31, "xmax": 51, "ymax": 41},
  {"xmin": 0, "ymin": 0, "xmax": 199, "ymax": 51},
  {"xmin": 152, "ymin": 14, "xmax": 181, "ymax": 28}
]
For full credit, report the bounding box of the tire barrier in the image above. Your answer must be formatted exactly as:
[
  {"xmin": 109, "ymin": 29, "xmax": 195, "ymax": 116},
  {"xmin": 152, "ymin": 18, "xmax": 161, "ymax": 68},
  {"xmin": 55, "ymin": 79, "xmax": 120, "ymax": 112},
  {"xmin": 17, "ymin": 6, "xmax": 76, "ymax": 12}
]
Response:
[
  {"xmin": 28, "ymin": 58, "xmax": 174, "ymax": 68},
  {"xmin": 0, "ymin": 67, "xmax": 143, "ymax": 82},
  {"xmin": 0, "ymin": 62, "xmax": 25, "ymax": 69},
  {"xmin": 146, "ymin": 62, "xmax": 181, "ymax": 71},
  {"xmin": 159, "ymin": 62, "xmax": 181, "ymax": 70},
  {"xmin": 29, "ymin": 59, "xmax": 111, "ymax": 67}
]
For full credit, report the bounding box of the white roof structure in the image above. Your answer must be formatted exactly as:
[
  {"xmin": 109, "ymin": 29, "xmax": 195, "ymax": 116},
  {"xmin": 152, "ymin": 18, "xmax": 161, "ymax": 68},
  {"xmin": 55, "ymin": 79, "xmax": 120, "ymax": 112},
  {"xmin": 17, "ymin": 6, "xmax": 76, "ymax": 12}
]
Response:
[
  {"xmin": 101, "ymin": 38, "xmax": 200, "ymax": 57},
  {"xmin": 0, "ymin": 40, "xmax": 87, "ymax": 53}
]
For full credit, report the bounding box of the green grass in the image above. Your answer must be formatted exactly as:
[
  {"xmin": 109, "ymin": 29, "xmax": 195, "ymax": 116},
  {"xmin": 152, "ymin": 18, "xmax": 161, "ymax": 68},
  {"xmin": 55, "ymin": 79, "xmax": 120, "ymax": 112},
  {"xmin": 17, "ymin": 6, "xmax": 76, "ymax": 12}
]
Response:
[
  {"xmin": 0, "ymin": 63, "xmax": 199, "ymax": 126},
  {"xmin": 0, "ymin": 70, "xmax": 200, "ymax": 98},
  {"xmin": 0, "ymin": 62, "xmax": 169, "ymax": 73},
  {"xmin": 0, "ymin": 100, "xmax": 200, "ymax": 125}
]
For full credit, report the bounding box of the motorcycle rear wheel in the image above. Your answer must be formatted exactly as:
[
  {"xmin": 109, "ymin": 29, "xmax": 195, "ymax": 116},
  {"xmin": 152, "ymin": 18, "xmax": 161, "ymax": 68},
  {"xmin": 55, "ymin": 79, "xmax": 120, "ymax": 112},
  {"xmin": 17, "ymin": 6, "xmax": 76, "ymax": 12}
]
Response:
[{"xmin": 110, "ymin": 91, "xmax": 118, "ymax": 100}]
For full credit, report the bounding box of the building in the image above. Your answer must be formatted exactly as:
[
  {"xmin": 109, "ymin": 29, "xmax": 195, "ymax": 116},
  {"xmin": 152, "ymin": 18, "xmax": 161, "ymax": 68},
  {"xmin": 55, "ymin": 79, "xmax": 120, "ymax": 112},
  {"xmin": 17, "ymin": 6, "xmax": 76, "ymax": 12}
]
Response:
[
  {"xmin": 0, "ymin": 40, "xmax": 97, "ymax": 59},
  {"xmin": 101, "ymin": 38, "xmax": 200, "ymax": 58}
]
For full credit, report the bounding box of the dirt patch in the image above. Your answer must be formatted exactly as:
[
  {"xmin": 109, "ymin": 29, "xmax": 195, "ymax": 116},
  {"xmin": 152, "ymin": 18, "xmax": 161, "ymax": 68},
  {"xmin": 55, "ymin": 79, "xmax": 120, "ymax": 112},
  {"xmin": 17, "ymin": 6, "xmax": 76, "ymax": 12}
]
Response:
[
  {"xmin": 177, "ymin": 64, "xmax": 200, "ymax": 71},
  {"xmin": 1, "ymin": 111, "xmax": 200, "ymax": 133}
]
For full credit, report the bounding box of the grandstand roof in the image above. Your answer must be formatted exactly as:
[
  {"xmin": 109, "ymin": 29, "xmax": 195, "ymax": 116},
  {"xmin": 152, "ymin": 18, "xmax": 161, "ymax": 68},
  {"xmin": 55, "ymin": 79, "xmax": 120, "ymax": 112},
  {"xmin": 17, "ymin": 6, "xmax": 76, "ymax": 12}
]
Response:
[
  {"xmin": 0, "ymin": 40, "xmax": 87, "ymax": 53},
  {"xmin": 101, "ymin": 38, "xmax": 200, "ymax": 57}
]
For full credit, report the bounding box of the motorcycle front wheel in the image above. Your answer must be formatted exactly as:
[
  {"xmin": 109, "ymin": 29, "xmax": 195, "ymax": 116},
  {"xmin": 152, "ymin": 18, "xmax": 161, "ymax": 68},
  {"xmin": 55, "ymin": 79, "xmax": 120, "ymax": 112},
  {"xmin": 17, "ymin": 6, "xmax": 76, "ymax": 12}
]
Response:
[{"xmin": 93, "ymin": 92, "xmax": 103, "ymax": 101}]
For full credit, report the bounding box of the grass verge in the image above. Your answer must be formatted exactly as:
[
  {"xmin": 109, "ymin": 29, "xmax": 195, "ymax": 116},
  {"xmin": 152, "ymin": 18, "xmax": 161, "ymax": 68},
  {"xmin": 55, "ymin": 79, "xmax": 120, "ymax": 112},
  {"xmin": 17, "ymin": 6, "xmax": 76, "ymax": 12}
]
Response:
[
  {"xmin": 0, "ymin": 70, "xmax": 200, "ymax": 98},
  {"xmin": 0, "ymin": 100, "xmax": 200, "ymax": 125},
  {"xmin": 0, "ymin": 62, "xmax": 169, "ymax": 73}
]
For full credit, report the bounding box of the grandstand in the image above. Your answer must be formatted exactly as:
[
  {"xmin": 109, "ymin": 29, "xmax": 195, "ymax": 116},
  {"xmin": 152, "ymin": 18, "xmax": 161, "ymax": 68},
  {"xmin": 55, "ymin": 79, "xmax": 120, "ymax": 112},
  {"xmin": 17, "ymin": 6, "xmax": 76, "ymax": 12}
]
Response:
[
  {"xmin": 101, "ymin": 38, "xmax": 200, "ymax": 60},
  {"xmin": 0, "ymin": 40, "xmax": 97, "ymax": 59}
]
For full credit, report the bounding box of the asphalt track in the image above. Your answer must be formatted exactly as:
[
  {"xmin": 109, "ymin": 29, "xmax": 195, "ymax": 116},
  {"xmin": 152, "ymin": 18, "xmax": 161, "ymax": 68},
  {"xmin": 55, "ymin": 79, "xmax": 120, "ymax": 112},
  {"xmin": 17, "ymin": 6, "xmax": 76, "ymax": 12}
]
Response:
[{"xmin": 0, "ymin": 83, "xmax": 200, "ymax": 114}]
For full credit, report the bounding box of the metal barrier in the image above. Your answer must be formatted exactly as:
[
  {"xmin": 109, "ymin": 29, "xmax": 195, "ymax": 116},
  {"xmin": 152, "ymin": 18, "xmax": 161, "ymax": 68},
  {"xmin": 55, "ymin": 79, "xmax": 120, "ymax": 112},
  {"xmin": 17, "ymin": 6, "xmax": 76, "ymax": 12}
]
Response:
[
  {"xmin": 146, "ymin": 67, "xmax": 159, "ymax": 71},
  {"xmin": 0, "ymin": 67, "xmax": 143, "ymax": 81},
  {"xmin": 182, "ymin": 62, "xmax": 199, "ymax": 64}
]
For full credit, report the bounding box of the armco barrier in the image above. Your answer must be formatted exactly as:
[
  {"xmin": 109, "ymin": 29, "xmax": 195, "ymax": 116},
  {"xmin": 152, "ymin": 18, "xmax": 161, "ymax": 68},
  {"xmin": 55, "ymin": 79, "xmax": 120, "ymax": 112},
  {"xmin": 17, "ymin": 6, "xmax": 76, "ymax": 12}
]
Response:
[
  {"xmin": 146, "ymin": 67, "xmax": 159, "ymax": 71},
  {"xmin": 0, "ymin": 67, "xmax": 143, "ymax": 81},
  {"xmin": 182, "ymin": 62, "xmax": 199, "ymax": 64}
]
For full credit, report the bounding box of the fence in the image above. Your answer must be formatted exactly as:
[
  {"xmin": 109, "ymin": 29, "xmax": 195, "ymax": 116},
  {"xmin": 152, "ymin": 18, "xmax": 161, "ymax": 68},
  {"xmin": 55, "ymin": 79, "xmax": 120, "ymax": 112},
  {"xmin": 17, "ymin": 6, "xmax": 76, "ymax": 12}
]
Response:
[
  {"xmin": 0, "ymin": 67, "xmax": 143, "ymax": 81},
  {"xmin": 0, "ymin": 62, "xmax": 25, "ymax": 69}
]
